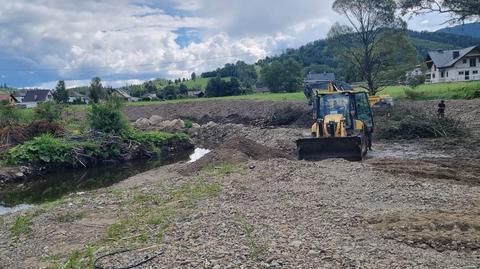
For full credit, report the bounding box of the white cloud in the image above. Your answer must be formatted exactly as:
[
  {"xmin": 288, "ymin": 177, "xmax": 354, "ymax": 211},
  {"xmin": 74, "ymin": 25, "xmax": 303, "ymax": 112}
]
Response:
[{"xmin": 0, "ymin": 0, "xmax": 451, "ymax": 87}]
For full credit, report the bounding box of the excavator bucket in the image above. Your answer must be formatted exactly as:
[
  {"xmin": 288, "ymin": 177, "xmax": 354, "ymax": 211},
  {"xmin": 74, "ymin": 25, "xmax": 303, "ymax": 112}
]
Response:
[{"xmin": 296, "ymin": 136, "xmax": 364, "ymax": 161}]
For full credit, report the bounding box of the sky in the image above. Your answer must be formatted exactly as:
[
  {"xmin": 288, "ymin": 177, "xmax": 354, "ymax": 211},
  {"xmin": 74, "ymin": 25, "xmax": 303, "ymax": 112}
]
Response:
[{"xmin": 0, "ymin": 0, "xmax": 453, "ymax": 88}]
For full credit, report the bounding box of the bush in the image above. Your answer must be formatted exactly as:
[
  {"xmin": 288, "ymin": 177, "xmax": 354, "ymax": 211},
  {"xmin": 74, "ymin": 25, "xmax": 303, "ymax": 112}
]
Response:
[
  {"xmin": 34, "ymin": 101, "xmax": 62, "ymax": 123},
  {"xmin": 6, "ymin": 134, "xmax": 75, "ymax": 166},
  {"xmin": 376, "ymin": 105, "xmax": 467, "ymax": 139},
  {"xmin": 0, "ymin": 101, "xmax": 21, "ymax": 127},
  {"xmin": 87, "ymin": 98, "xmax": 131, "ymax": 135},
  {"xmin": 128, "ymin": 131, "xmax": 189, "ymax": 145}
]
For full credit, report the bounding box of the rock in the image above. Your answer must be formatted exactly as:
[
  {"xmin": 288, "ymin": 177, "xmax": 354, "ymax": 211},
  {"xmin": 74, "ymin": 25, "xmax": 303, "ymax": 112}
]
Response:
[
  {"xmin": 14, "ymin": 172, "xmax": 24, "ymax": 178},
  {"xmin": 149, "ymin": 115, "xmax": 164, "ymax": 125},
  {"xmin": 192, "ymin": 123, "xmax": 201, "ymax": 129},
  {"xmin": 307, "ymin": 250, "xmax": 321, "ymax": 256},
  {"xmin": 289, "ymin": 240, "xmax": 302, "ymax": 248},
  {"xmin": 205, "ymin": 121, "xmax": 218, "ymax": 128},
  {"xmin": 134, "ymin": 118, "xmax": 151, "ymax": 128}
]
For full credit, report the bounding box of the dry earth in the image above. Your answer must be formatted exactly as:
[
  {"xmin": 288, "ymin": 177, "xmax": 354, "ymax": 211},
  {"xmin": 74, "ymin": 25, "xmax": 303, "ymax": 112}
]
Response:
[{"xmin": 1, "ymin": 99, "xmax": 480, "ymax": 268}]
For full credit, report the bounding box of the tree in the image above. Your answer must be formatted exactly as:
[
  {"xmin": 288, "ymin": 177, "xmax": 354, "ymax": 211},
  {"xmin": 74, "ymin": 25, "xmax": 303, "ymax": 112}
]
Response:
[
  {"xmin": 53, "ymin": 80, "xmax": 69, "ymax": 104},
  {"xmin": 179, "ymin": 84, "xmax": 189, "ymax": 96},
  {"xmin": 205, "ymin": 77, "xmax": 242, "ymax": 97},
  {"xmin": 399, "ymin": 0, "xmax": 480, "ymax": 22},
  {"xmin": 330, "ymin": 0, "xmax": 403, "ymax": 94},
  {"xmin": 261, "ymin": 58, "xmax": 303, "ymax": 93},
  {"xmin": 161, "ymin": 85, "xmax": 178, "ymax": 100},
  {"xmin": 191, "ymin": 72, "xmax": 197, "ymax": 80},
  {"xmin": 89, "ymin": 77, "xmax": 104, "ymax": 103}
]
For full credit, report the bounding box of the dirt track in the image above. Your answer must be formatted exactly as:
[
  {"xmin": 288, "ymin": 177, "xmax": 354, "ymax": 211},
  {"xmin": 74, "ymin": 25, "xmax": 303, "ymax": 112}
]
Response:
[{"xmin": 1, "ymin": 99, "xmax": 480, "ymax": 268}]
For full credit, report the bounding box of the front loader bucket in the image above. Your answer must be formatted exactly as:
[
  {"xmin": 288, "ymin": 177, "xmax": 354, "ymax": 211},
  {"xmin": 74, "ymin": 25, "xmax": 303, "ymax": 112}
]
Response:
[{"xmin": 296, "ymin": 136, "xmax": 364, "ymax": 161}]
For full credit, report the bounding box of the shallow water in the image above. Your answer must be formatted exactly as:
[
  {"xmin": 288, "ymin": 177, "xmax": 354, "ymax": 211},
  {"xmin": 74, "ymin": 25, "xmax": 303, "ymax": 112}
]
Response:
[{"xmin": 0, "ymin": 148, "xmax": 210, "ymax": 214}]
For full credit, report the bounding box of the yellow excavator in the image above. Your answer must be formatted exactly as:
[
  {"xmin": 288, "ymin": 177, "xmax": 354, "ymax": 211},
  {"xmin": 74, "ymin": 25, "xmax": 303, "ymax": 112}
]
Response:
[{"xmin": 297, "ymin": 81, "xmax": 374, "ymax": 161}]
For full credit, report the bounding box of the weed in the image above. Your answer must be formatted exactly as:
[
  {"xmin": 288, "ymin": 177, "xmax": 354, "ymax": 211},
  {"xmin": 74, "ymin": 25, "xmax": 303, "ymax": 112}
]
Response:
[
  {"xmin": 10, "ymin": 215, "xmax": 31, "ymax": 237},
  {"xmin": 238, "ymin": 217, "xmax": 266, "ymax": 261},
  {"xmin": 183, "ymin": 119, "xmax": 194, "ymax": 129},
  {"xmin": 59, "ymin": 246, "xmax": 95, "ymax": 269}
]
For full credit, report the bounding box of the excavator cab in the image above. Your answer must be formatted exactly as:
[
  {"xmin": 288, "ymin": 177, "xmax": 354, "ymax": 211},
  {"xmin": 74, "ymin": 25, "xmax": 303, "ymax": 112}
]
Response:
[{"xmin": 297, "ymin": 82, "xmax": 374, "ymax": 161}]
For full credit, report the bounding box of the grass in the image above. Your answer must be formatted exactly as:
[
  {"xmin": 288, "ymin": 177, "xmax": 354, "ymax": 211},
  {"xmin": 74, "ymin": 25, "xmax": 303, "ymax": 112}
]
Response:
[
  {"xmin": 49, "ymin": 178, "xmax": 220, "ymax": 268},
  {"xmin": 380, "ymin": 81, "xmax": 480, "ymax": 100},
  {"xmin": 238, "ymin": 217, "xmax": 266, "ymax": 261},
  {"xmin": 10, "ymin": 215, "xmax": 31, "ymax": 237}
]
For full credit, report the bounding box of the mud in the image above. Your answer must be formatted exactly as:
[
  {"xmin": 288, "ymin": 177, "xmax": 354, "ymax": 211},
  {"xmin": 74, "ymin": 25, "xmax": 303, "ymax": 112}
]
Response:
[{"xmin": 1, "ymin": 99, "xmax": 480, "ymax": 268}]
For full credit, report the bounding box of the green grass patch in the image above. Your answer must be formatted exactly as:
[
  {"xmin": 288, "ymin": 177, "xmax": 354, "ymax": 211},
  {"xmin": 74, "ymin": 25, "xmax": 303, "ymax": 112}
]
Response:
[
  {"xmin": 380, "ymin": 81, "xmax": 480, "ymax": 100},
  {"xmin": 10, "ymin": 215, "xmax": 31, "ymax": 237},
  {"xmin": 238, "ymin": 217, "xmax": 267, "ymax": 261},
  {"xmin": 205, "ymin": 163, "xmax": 245, "ymax": 177},
  {"xmin": 56, "ymin": 178, "xmax": 220, "ymax": 267}
]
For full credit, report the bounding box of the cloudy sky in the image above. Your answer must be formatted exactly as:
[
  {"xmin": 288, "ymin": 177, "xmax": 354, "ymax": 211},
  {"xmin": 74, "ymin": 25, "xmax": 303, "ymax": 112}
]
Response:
[{"xmin": 0, "ymin": 0, "xmax": 451, "ymax": 88}]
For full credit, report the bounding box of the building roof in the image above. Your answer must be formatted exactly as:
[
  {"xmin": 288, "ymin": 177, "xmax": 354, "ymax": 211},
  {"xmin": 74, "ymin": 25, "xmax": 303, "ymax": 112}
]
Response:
[
  {"xmin": 427, "ymin": 46, "xmax": 479, "ymax": 68},
  {"xmin": 305, "ymin": 73, "xmax": 336, "ymax": 82},
  {"xmin": 112, "ymin": 88, "xmax": 132, "ymax": 98},
  {"xmin": 22, "ymin": 89, "xmax": 51, "ymax": 102}
]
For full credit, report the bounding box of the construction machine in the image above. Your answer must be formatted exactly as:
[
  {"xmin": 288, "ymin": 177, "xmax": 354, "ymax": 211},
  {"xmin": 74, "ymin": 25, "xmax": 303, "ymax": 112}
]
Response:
[{"xmin": 297, "ymin": 81, "xmax": 374, "ymax": 161}]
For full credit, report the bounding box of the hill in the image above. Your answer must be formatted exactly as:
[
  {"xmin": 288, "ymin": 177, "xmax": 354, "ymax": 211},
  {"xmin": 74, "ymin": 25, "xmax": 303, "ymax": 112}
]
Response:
[{"xmin": 437, "ymin": 22, "xmax": 480, "ymax": 38}]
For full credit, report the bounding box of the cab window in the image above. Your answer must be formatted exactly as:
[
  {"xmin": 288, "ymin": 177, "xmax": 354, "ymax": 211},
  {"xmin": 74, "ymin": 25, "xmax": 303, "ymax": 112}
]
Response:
[{"xmin": 354, "ymin": 93, "xmax": 373, "ymax": 127}]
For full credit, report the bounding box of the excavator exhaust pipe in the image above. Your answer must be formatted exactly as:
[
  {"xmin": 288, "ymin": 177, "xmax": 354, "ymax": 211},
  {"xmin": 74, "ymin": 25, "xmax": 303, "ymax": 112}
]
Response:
[{"xmin": 296, "ymin": 136, "xmax": 365, "ymax": 161}]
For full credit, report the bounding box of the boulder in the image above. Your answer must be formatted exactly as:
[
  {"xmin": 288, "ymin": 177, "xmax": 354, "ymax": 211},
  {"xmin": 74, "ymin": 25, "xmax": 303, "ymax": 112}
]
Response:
[
  {"xmin": 149, "ymin": 115, "xmax": 164, "ymax": 125},
  {"xmin": 133, "ymin": 118, "xmax": 151, "ymax": 129}
]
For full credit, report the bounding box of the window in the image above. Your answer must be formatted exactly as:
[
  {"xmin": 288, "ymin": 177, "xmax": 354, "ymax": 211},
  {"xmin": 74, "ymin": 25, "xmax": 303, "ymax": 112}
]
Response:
[
  {"xmin": 355, "ymin": 93, "xmax": 373, "ymax": 128},
  {"xmin": 470, "ymin": 58, "xmax": 477, "ymax": 67},
  {"xmin": 463, "ymin": 59, "xmax": 467, "ymax": 64},
  {"xmin": 474, "ymin": 70, "xmax": 478, "ymax": 75},
  {"xmin": 440, "ymin": 71, "xmax": 445, "ymax": 78},
  {"xmin": 459, "ymin": 71, "xmax": 464, "ymax": 75},
  {"xmin": 433, "ymin": 73, "xmax": 436, "ymax": 78},
  {"xmin": 446, "ymin": 72, "xmax": 449, "ymax": 77}
]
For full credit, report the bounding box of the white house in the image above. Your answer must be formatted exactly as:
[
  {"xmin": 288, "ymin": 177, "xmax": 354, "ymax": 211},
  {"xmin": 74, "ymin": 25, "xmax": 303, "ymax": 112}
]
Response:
[
  {"xmin": 426, "ymin": 46, "xmax": 480, "ymax": 83},
  {"xmin": 19, "ymin": 89, "xmax": 53, "ymax": 108}
]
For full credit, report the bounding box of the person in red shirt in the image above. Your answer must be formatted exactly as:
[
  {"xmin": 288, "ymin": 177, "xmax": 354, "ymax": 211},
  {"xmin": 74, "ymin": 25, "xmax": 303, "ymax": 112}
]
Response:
[{"xmin": 438, "ymin": 100, "xmax": 446, "ymax": 118}]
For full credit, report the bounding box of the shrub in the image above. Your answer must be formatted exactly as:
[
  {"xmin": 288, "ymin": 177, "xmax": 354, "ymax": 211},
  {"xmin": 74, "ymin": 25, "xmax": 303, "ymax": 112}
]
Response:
[
  {"xmin": 28, "ymin": 121, "xmax": 63, "ymax": 138},
  {"xmin": 87, "ymin": 98, "xmax": 131, "ymax": 135},
  {"xmin": 184, "ymin": 119, "xmax": 193, "ymax": 129},
  {"xmin": 0, "ymin": 101, "xmax": 21, "ymax": 127},
  {"xmin": 128, "ymin": 131, "xmax": 190, "ymax": 145},
  {"xmin": 34, "ymin": 101, "xmax": 62, "ymax": 123},
  {"xmin": 6, "ymin": 134, "xmax": 75, "ymax": 166}
]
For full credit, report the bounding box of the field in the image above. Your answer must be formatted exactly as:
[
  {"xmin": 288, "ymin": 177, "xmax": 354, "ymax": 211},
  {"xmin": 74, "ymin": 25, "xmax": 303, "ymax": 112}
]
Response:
[
  {"xmin": 1, "ymin": 98, "xmax": 480, "ymax": 268},
  {"xmin": 380, "ymin": 81, "xmax": 480, "ymax": 100}
]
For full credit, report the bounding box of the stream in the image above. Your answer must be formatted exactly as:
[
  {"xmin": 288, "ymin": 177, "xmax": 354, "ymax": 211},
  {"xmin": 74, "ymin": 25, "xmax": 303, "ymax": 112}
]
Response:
[{"xmin": 0, "ymin": 148, "xmax": 211, "ymax": 215}]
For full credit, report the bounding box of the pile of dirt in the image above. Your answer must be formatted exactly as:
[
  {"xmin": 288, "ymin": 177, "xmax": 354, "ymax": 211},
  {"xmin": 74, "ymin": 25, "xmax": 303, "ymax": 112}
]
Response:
[
  {"xmin": 179, "ymin": 136, "xmax": 290, "ymax": 175},
  {"xmin": 369, "ymin": 212, "xmax": 480, "ymax": 252}
]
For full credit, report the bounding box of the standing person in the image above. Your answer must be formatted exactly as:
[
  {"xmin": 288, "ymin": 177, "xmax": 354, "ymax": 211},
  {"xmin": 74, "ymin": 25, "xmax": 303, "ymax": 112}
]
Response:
[{"xmin": 438, "ymin": 100, "xmax": 446, "ymax": 118}]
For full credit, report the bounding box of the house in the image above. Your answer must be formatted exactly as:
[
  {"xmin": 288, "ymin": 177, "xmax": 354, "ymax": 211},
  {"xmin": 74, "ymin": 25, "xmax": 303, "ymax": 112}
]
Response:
[
  {"xmin": 111, "ymin": 88, "xmax": 140, "ymax": 102},
  {"xmin": 0, "ymin": 92, "xmax": 19, "ymax": 105},
  {"xmin": 19, "ymin": 89, "xmax": 53, "ymax": 108},
  {"xmin": 405, "ymin": 65, "xmax": 423, "ymax": 79},
  {"xmin": 141, "ymin": 93, "xmax": 159, "ymax": 101},
  {"xmin": 187, "ymin": 91, "xmax": 205, "ymax": 98},
  {"xmin": 426, "ymin": 46, "xmax": 480, "ymax": 83}
]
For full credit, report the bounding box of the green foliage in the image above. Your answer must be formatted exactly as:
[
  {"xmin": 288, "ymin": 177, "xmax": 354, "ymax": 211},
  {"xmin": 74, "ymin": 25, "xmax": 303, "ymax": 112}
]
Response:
[
  {"xmin": 380, "ymin": 81, "xmax": 480, "ymax": 100},
  {"xmin": 128, "ymin": 131, "xmax": 189, "ymax": 145},
  {"xmin": 399, "ymin": 0, "xmax": 480, "ymax": 22},
  {"xmin": 34, "ymin": 101, "xmax": 62, "ymax": 123},
  {"xmin": 206, "ymin": 76, "xmax": 242, "ymax": 97},
  {"xmin": 261, "ymin": 58, "xmax": 303, "ymax": 93},
  {"xmin": 160, "ymin": 85, "xmax": 178, "ymax": 100},
  {"xmin": 53, "ymin": 80, "xmax": 69, "ymax": 104},
  {"xmin": 10, "ymin": 215, "xmax": 31, "ymax": 237},
  {"xmin": 6, "ymin": 134, "xmax": 75, "ymax": 166},
  {"xmin": 87, "ymin": 98, "xmax": 131, "ymax": 134},
  {"xmin": 179, "ymin": 84, "xmax": 189, "ymax": 96},
  {"xmin": 88, "ymin": 77, "xmax": 104, "ymax": 103},
  {"xmin": 183, "ymin": 119, "xmax": 193, "ymax": 129},
  {"xmin": 0, "ymin": 101, "xmax": 21, "ymax": 126}
]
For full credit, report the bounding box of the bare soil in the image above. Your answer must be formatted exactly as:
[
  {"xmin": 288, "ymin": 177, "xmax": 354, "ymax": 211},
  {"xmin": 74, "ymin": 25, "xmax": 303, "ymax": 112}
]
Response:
[{"xmin": 1, "ymin": 99, "xmax": 480, "ymax": 268}]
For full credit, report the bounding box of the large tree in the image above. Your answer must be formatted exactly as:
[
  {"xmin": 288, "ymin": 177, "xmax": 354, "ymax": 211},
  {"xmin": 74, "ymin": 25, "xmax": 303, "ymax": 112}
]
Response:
[
  {"xmin": 399, "ymin": 0, "xmax": 480, "ymax": 22},
  {"xmin": 331, "ymin": 0, "xmax": 404, "ymax": 94},
  {"xmin": 89, "ymin": 77, "xmax": 104, "ymax": 103},
  {"xmin": 53, "ymin": 80, "xmax": 69, "ymax": 104},
  {"xmin": 261, "ymin": 58, "xmax": 303, "ymax": 93}
]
